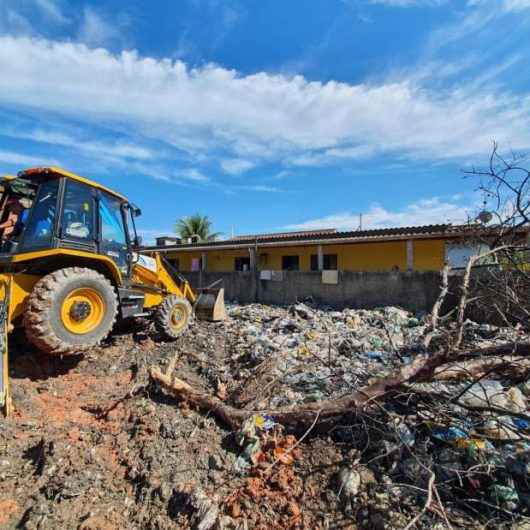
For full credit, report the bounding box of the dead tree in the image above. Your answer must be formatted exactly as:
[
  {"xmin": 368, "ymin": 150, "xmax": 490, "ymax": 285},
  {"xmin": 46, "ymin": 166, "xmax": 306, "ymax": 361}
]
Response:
[{"xmin": 460, "ymin": 141, "xmax": 530, "ymax": 329}]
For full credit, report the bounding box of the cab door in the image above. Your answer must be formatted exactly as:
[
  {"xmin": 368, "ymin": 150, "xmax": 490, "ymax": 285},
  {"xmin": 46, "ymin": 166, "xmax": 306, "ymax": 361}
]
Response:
[
  {"xmin": 99, "ymin": 192, "xmax": 129, "ymax": 277},
  {"xmin": 59, "ymin": 179, "xmax": 96, "ymax": 252}
]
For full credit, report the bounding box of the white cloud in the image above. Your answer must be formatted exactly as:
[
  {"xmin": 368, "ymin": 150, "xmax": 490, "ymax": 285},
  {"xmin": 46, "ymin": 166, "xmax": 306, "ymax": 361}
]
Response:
[
  {"xmin": 0, "ymin": 36, "xmax": 530, "ymax": 171},
  {"xmin": 77, "ymin": 8, "xmax": 120, "ymax": 48},
  {"xmin": 0, "ymin": 149, "xmax": 59, "ymax": 167},
  {"xmin": 0, "ymin": 0, "xmax": 68, "ymax": 35},
  {"xmin": 367, "ymin": 0, "xmax": 445, "ymax": 5},
  {"xmin": 467, "ymin": 0, "xmax": 530, "ymax": 11},
  {"xmin": 291, "ymin": 144, "xmax": 376, "ymax": 167},
  {"xmin": 179, "ymin": 168, "xmax": 210, "ymax": 182},
  {"xmin": 237, "ymin": 185, "xmax": 281, "ymax": 193},
  {"xmin": 136, "ymin": 228, "xmax": 173, "ymax": 245},
  {"xmin": 0, "ymin": 127, "xmax": 213, "ymax": 185},
  {"xmin": 34, "ymin": 0, "xmax": 68, "ymax": 24},
  {"xmin": 1, "ymin": 9, "xmax": 33, "ymax": 35},
  {"xmin": 286, "ymin": 197, "xmax": 474, "ymax": 231},
  {"xmin": 502, "ymin": 0, "xmax": 530, "ymax": 10},
  {"xmin": 220, "ymin": 159, "xmax": 256, "ymax": 175},
  {"xmin": 225, "ymin": 184, "xmax": 281, "ymax": 194},
  {"xmin": 2, "ymin": 128, "xmax": 155, "ymax": 161},
  {"xmin": 273, "ymin": 170, "xmax": 291, "ymax": 180}
]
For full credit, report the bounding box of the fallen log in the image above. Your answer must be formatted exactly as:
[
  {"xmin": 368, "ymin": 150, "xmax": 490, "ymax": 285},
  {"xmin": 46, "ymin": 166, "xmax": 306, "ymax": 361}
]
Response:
[
  {"xmin": 453, "ymin": 342, "xmax": 530, "ymax": 358},
  {"xmin": 432, "ymin": 355, "xmax": 530, "ymax": 381},
  {"xmin": 149, "ymin": 352, "xmax": 446, "ymax": 430},
  {"xmin": 150, "ymin": 342, "xmax": 530, "ymax": 430},
  {"xmin": 409, "ymin": 342, "xmax": 530, "ymax": 383}
]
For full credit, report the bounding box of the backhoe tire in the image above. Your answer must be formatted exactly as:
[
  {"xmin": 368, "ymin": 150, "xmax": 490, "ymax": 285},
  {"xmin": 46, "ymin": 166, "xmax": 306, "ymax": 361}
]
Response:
[
  {"xmin": 23, "ymin": 267, "xmax": 118, "ymax": 356},
  {"xmin": 154, "ymin": 295, "xmax": 192, "ymax": 340}
]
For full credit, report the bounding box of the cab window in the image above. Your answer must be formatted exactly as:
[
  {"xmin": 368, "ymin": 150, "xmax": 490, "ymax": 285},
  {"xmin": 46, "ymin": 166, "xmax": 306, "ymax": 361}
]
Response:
[
  {"xmin": 126, "ymin": 206, "xmax": 137, "ymax": 246},
  {"xmin": 61, "ymin": 180, "xmax": 95, "ymax": 241},
  {"xmin": 99, "ymin": 193, "xmax": 128, "ymax": 272},
  {"xmin": 19, "ymin": 179, "xmax": 59, "ymax": 250},
  {"xmin": 100, "ymin": 194, "xmax": 126, "ymax": 245}
]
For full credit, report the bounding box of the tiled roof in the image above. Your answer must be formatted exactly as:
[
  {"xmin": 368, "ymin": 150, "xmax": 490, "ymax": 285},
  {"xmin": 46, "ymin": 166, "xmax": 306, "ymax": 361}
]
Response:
[
  {"xmin": 144, "ymin": 223, "xmax": 475, "ymax": 251},
  {"xmin": 223, "ymin": 224, "xmax": 454, "ymax": 245},
  {"xmin": 229, "ymin": 228, "xmax": 337, "ymax": 241}
]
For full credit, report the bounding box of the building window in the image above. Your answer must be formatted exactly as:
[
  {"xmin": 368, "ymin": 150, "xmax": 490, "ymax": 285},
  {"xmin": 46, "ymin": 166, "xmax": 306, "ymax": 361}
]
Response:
[
  {"xmin": 446, "ymin": 242, "xmax": 492, "ymax": 269},
  {"xmin": 235, "ymin": 257, "xmax": 251, "ymax": 271},
  {"xmin": 282, "ymin": 255, "xmax": 299, "ymax": 271},
  {"xmin": 310, "ymin": 254, "xmax": 338, "ymax": 271}
]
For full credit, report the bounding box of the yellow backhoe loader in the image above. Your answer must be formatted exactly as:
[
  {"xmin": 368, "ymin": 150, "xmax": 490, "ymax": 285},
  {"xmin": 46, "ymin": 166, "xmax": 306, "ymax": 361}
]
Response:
[{"xmin": 0, "ymin": 167, "xmax": 225, "ymax": 416}]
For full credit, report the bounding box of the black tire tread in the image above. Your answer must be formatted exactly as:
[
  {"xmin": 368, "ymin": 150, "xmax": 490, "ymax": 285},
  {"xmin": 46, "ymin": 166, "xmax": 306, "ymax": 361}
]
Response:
[
  {"xmin": 23, "ymin": 267, "xmax": 118, "ymax": 356},
  {"xmin": 154, "ymin": 295, "xmax": 192, "ymax": 340}
]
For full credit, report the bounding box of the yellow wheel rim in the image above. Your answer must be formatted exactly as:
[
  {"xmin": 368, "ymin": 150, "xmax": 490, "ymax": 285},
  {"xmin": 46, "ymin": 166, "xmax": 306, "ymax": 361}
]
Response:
[
  {"xmin": 169, "ymin": 305, "xmax": 188, "ymax": 333},
  {"xmin": 61, "ymin": 288, "xmax": 106, "ymax": 335}
]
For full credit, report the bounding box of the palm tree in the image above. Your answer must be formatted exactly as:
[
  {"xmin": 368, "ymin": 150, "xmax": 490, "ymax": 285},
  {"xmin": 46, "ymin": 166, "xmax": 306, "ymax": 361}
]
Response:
[{"xmin": 175, "ymin": 214, "xmax": 221, "ymax": 242}]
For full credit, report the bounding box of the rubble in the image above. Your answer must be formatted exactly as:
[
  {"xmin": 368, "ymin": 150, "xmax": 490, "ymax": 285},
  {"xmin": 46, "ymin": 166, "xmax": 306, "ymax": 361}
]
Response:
[{"xmin": 1, "ymin": 301, "xmax": 530, "ymax": 528}]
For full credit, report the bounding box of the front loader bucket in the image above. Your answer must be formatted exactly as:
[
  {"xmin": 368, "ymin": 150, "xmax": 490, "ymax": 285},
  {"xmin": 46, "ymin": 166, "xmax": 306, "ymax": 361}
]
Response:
[
  {"xmin": 194, "ymin": 288, "xmax": 226, "ymax": 322},
  {"xmin": 0, "ymin": 279, "xmax": 10, "ymax": 417}
]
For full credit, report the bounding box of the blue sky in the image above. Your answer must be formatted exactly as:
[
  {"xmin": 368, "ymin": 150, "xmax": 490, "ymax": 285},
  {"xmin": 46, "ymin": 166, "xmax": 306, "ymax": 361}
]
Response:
[{"xmin": 1, "ymin": 0, "xmax": 530, "ymax": 241}]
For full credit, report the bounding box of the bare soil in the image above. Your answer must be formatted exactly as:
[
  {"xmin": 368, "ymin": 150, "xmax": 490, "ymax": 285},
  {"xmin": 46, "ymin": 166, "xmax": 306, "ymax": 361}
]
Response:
[{"xmin": 0, "ymin": 320, "xmax": 357, "ymax": 530}]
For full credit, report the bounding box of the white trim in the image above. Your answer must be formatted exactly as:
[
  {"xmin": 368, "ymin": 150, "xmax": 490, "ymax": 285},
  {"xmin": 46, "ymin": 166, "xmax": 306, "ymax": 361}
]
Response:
[{"xmin": 406, "ymin": 240, "xmax": 414, "ymax": 271}]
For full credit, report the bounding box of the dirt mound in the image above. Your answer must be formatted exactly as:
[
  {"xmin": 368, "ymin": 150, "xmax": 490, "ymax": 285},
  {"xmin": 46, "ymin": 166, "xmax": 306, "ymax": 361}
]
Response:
[{"xmin": 1, "ymin": 304, "xmax": 529, "ymax": 529}]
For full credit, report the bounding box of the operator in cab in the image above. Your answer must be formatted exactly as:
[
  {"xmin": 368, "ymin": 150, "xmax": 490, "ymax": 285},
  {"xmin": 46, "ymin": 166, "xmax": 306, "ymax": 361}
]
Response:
[{"xmin": 0, "ymin": 197, "xmax": 31, "ymax": 249}]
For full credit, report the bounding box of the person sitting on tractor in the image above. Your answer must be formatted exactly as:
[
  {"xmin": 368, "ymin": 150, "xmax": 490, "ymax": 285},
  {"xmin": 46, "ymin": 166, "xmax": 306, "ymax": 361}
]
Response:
[{"xmin": 0, "ymin": 197, "xmax": 29, "ymax": 248}]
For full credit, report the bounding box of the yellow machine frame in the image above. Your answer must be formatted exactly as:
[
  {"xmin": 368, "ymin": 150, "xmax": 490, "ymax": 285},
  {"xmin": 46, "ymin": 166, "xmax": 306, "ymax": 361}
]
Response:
[{"xmin": 0, "ymin": 167, "xmax": 224, "ymax": 416}]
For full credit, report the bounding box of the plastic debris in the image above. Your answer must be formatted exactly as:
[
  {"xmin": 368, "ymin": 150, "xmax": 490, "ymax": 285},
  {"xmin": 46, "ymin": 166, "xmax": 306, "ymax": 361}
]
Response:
[
  {"xmin": 337, "ymin": 467, "xmax": 361, "ymax": 498},
  {"xmin": 204, "ymin": 303, "xmax": 530, "ymax": 524},
  {"xmin": 254, "ymin": 414, "xmax": 276, "ymax": 431},
  {"xmin": 366, "ymin": 351, "xmax": 386, "ymax": 361},
  {"xmin": 432, "ymin": 426, "xmax": 469, "ymax": 443},
  {"xmin": 226, "ymin": 303, "xmax": 433, "ymax": 407},
  {"xmin": 459, "ymin": 380, "xmax": 508, "ymax": 409},
  {"xmin": 395, "ymin": 422, "xmax": 415, "ymax": 448},
  {"xmin": 188, "ymin": 488, "xmax": 220, "ymax": 530},
  {"xmin": 489, "ymin": 484, "xmax": 519, "ymax": 509},
  {"xmin": 480, "ymin": 416, "xmax": 524, "ymax": 441}
]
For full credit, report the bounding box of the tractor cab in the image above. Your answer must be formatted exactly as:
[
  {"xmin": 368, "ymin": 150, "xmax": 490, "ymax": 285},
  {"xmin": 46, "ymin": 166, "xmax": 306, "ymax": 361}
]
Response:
[{"xmin": 0, "ymin": 167, "xmax": 141, "ymax": 276}]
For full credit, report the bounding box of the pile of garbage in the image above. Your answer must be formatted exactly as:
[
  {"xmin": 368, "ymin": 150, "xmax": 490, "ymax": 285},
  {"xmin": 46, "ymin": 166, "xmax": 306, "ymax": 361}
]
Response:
[
  {"xmin": 221, "ymin": 303, "xmax": 521, "ymax": 407},
  {"xmin": 198, "ymin": 302, "xmax": 530, "ymax": 526},
  {"xmin": 223, "ymin": 303, "xmax": 423, "ymax": 407}
]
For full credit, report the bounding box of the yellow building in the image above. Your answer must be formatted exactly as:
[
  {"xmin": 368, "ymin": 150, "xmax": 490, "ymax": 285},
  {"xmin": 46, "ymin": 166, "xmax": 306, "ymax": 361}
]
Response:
[{"xmin": 152, "ymin": 224, "xmax": 478, "ymax": 273}]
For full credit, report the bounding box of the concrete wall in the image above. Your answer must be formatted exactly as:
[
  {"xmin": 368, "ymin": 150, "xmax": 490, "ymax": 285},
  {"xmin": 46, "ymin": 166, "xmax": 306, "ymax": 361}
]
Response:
[{"xmin": 186, "ymin": 270, "xmax": 442, "ymax": 313}]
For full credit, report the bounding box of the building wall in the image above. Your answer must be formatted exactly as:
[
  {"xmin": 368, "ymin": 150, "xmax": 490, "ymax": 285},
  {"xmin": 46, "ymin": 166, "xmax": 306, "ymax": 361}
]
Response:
[
  {"xmin": 413, "ymin": 239, "xmax": 446, "ymax": 271},
  {"xmin": 207, "ymin": 249, "xmax": 250, "ymax": 271},
  {"xmin": 166, "ymin": 238, "xmax": 446, "ymax": 272},
  {"xmin": 337, "ymin": 241, "xmax": 407, "ymax": 271},
  {"xmin": 169, "ymin": 251, "xmax": 196, "ymax": 272},
  {"xmin": 258, "ymin": 245, "xmax": 313, "ymax": 271}
]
